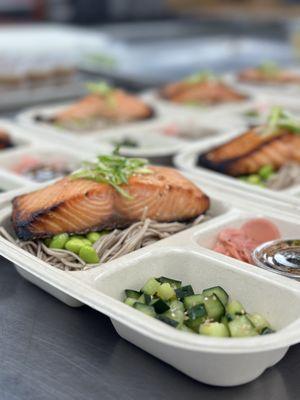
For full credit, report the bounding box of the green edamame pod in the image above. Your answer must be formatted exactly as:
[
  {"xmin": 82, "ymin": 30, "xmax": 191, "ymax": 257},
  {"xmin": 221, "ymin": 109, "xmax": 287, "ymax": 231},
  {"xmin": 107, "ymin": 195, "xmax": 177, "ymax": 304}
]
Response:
[
  {"xmin": 86, "ymin": 231, "xmax": 108, "ymax": 243},
  {"xmin": 49, "ymin": 233, "xmax": 69, "ymax": 249},
  {"xmin": 79, "ymin": 245, "xmax": 100, "ymax": 264},
  {"xmin": 65, "ymin": 238, "xmax": 85, "ymax": 254}
]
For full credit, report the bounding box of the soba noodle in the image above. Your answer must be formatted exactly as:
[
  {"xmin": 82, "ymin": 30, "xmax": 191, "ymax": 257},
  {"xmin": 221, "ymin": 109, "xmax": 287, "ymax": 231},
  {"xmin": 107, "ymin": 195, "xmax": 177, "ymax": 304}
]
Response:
[
  {"xmin": 266, "ymin": 163, "xmax": 300, "ymax": 190},
  {"xmin": 0, "ymin": 215, "xmax": 207, "ymax": 272}
]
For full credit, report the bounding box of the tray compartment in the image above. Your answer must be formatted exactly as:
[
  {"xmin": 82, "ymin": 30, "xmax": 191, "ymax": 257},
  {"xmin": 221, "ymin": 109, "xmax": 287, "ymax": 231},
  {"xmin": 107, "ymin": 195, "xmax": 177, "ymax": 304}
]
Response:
[
  {"xmin": 142, "ymin": 89, "xmax": 255, "ymax": 121},
  {"xmin": 174, "ymin": 133, "xmax": 300, "ymax": 208},
  {"xmin": 93, "ymin": 248, "xmax": 300, "ymax": 386},
  {"xmin": 193, "ymin": 209, "xmax": 300, "ymax": 253},
  {"xmin": 0, "ymin": 180, "xmax": 232, "ymax": 305},
  {"xmin": 17, "ymin": 99, "xmax": 163, "ymax": 146},
  {"xmin": 0, "ymin": 144, "xmax": 87, "ymax": 184}
]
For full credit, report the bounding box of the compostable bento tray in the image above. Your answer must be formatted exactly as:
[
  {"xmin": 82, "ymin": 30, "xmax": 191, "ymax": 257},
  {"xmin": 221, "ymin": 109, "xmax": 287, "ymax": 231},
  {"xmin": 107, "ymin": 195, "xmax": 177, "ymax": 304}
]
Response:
[
  {"xmin": 16, "ymin": 102, "xmax": 231, "ymax": 160},
  {"xmin": 141, "ymin": 86, "xmax": 258, "ymax": 121},
  {"xmin": 16, "ymin": 99, "xmax": 165, "ymax": 145},
  {"xmin": 0, "ymin": 175, "xmax": 300, "ymax": 387},
  {"xmin": 174, "ymin": 130, "xmax": 300, "ymax": 210},
  {"xmin": 81, "ymin": 115, "xmax": 229, "ymax": 161},
  {"xmin": 225, "ymin": 67, "xmax": 300, "ymax": 98},
  {"xmin": 0, "ymin": 142, "xmax": 92, "ymax": 186}
]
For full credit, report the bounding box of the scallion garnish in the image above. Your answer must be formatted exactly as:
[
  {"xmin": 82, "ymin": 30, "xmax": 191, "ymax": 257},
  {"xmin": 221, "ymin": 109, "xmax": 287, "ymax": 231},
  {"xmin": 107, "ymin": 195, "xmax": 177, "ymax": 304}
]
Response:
[
  {"xmin": 185, "ymin": 70, "xmax": 218, "ymax": 85},
  {"xmin": 258, "ymin": 61, "xmax": 280, "ymax": 78},
  {"xmin": 86, "ymin": 81, "xmax": 117, "ymax": 108},
  {"xmin": 260, "ymin": 106, "xmax": 300, "ymax": 137},
  {"xmin": 86, "ymin": 81, "xmax": 113, "ymax": 96},
  {"xmin": 71, "ymin": 153, "xmax": 152, "ymax": 199}
]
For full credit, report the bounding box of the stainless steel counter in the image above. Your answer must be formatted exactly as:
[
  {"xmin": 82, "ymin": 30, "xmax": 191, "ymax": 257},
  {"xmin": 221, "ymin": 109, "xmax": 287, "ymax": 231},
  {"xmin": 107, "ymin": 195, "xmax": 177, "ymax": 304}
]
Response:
[{"xmin": 0, "ymin": 256, "xmax": 299, "ymax": 399}]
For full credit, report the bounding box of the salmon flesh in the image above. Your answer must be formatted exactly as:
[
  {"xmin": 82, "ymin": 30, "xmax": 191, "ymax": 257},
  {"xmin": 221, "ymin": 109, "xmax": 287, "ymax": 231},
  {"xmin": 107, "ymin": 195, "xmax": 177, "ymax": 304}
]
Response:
[
  {"xmin": 159, "ymin": 81, "xmax": 247, "ymax": 105},
  {"xmin": 12, "ymin": 166, "xmax": 210, "ymax": 240},
  {"xmin": 197, "ymin": 128, "xmax": 300, "ymax": 176},
  {"xmin": 36, "ymin": 90, "xmax": 154, "ymax": 126}
]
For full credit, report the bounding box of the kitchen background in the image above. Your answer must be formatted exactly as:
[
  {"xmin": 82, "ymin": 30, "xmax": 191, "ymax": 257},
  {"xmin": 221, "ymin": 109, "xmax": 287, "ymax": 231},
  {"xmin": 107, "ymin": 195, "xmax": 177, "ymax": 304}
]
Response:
[{"xmin": 0, "ymin": 0, "xmax": 300, "ymax": 112}]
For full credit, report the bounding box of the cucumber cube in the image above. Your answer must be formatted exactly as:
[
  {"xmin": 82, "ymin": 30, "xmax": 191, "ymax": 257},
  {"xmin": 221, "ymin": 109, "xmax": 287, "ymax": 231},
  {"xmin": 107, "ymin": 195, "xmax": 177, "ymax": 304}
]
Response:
[
  {"xmin": 185, "ymin": 315, "xmax": 206, "ymax": 332},
  {"xmin": 175, "ymin": 285, "xmax": 194, "ymax": 299},
  {"xmin": 169, "ymin": 300, "xmax": 185, "ymax": 313},
  {"xmin": 157, "ymin": 276, "xmax": 182, "ymax": 289},
  {"xmin": 226, "ymin": 300, "xmax": 245, "ymax": 315},
  {"xmin": 163, "ymin": 309, "xmax": 184, "ymax": 325},
  {"xmin": 133, "ymin": 302, "xmax": 156, "ymax": 318},
  {"xmin": 138, "ymin": 293, "xmax": 152, "ymax": 305},
  {"xmin": 141, "ymin": 277, "xmax": 161, "ymax": 296},
  {"xmin": 202, "ymin": 286, "xmax": 229, "ymax": 306},
  {"xmin": 247, "ymin": 313, "xmax": 270, "ymax": 333},
  {"xmin": 184, "ymin": 294, "xmax": 204, "ymax": 309},
  {"xmin": 200, "ymin": 322, "xmax": 229, "ymax": 337},
  {"xmin": 156, "ymin": 315, "xmax": 179, "ymax": 328},
  {"xmin": 203, "ymin": 294, "xmax": 225, "ymax": 321},
  {"xmin": 152, "ymin": 299, "xmax": 170, "ymax": 314},
  {"xmin": 187, "ymin": 304, "xmax": 207, "ymax": 321},
  {"xmin": 125, "ymin": 289, "xmax": 140, "ymax": 300},
  {"xmin": 157, "ymin": 283, "xmax": 176, "ymax": 301},
  {"xmin": 124, "ymin": 298, "xmax": 137, "ymax": 307},
  {"xmin": 228, "ymin": 315, "xmax": 258, "ymax": 337}
]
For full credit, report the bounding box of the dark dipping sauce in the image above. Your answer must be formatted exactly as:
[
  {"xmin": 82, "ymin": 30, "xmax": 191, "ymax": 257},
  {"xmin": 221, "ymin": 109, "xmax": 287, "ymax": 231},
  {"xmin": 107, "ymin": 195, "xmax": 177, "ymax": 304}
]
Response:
[
  {"xmin": 12, "ymin": 157, "xmax": 75, "ymax": 183},
  {"xmin": 23, "ymin": 164, "xmax": 73, "ymax": 182}
]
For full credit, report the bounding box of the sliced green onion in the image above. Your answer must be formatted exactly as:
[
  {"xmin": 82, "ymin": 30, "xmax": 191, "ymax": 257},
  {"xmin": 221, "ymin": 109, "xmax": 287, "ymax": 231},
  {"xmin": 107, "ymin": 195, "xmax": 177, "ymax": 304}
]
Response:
[{"xmin": 71, "ymin": 153, "xmax": 152, "ymax": 199}]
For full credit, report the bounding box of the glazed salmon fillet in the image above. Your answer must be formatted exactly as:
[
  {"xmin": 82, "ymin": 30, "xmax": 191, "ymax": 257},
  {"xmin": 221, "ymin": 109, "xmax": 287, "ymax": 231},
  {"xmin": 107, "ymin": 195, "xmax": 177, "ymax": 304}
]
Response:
[
  {"xmin": 198, "ymin": 128, "xmax": 300, "ymax": 176},
  {"xmin": 39, "ymin": 90, "xmax": 154, "ymax": 126},
  {"xmin": 12, "ymin": 166, "xmax": 210, "ymax": 240},
  {"xmin": 35, "ymin": 89, "xmax": 154, "ymax": 129},
  {"xmin": 160, "ymin": 81, "xmax": 247, "ymax": 104},
  {"xmin": 238, "ymin": 69, "xmax": 300, "ymax": 84}
]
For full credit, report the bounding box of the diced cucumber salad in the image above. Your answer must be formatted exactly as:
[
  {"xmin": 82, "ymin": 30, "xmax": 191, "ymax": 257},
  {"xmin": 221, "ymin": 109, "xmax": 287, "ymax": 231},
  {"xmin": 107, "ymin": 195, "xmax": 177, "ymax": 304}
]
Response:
[{"xmin": 124, "ymin": 277, "xmax": 275, "ymax": 338}]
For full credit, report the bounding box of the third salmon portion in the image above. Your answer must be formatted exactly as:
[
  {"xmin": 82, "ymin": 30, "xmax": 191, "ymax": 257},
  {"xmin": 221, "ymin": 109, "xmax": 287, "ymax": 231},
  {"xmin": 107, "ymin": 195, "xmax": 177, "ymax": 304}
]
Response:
[
  {"xmin": 197, "ymin": 107, "xmax": 300, "ymax": 178},
  {"xmin": 159, "ymin": 71, "xmax": 247, "ymax": 105},
  {"xmin": 35, "ymin": 81, "xmax": 154, "ymax": 130},
  {"xmin": 12, "ymin": 165, "xmax": 210, "ymax": 240}
]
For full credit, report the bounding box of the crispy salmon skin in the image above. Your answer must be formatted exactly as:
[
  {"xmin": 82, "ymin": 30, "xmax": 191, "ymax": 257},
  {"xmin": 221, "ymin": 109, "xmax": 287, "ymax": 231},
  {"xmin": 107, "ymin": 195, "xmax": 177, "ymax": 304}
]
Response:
[
  {"xmin": 197, "ymin": 127, "xmax": 300, "ymax": 176},
  {"xmin": 12, "ymin": 166, "xmax": 210, "ymax": 240}
]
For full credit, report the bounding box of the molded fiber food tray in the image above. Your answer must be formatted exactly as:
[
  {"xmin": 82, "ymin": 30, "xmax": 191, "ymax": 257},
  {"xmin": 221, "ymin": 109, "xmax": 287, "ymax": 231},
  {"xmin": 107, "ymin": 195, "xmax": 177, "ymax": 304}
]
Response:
[
  {"xmin": 141, "ymin": 88, "xmax": 258, "ymax": 121},
  {"xmin": 0, "ymin": 177, "xmax": 300, "ymax": 386},
  {"xmin": 174, "ymin": 131, "xmax": 300, "ymax": 210},
  {"xmin": 0, "ymin": 142, "xmax": 93, "ymax": 186},
  {"xmin": 16, "ymin": 99, "xmax": 166, "ymax": 145},
  {"xmin": 78, "ymin": 115, "xmax": 229, "ymax": 159},
  {"xmin": 16, "ymin": 103, "xmax": 230, "ymax": 160},
  {"xmin": 224, "ymin": 68, "xmax": 300, "ymax": 98},
  {"xmin": 0, "ymin": 118, "xmax": 39, "ymax": 149}
]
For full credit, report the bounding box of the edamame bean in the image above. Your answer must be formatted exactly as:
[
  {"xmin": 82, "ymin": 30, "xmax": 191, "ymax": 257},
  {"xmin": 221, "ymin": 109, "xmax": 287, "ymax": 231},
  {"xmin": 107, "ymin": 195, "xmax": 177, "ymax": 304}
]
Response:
[
  {"xmin": 49, "ymin": 233, "xmax": 69, "ymax": 249},
  {"xmin": 65, "ymin": 238, "xmax": 84, "ymax": 254},
  {"xmin": 247, "ymin": 175, "xmax": 261, "ymax": 185},
  {"xmin": 258, "ymin": 165, "xmax": 274, "ymax": 180},
  {"xmin": 79, "ymin": 245, "xmax": 100, "ymax": 264},
  {"xmin": 81, "ymin": 238, "xmax": 92, "ymax": 246},
  {"xmin": 86, "ymin": 232, "xmax": 102, "ymax": 243}
]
